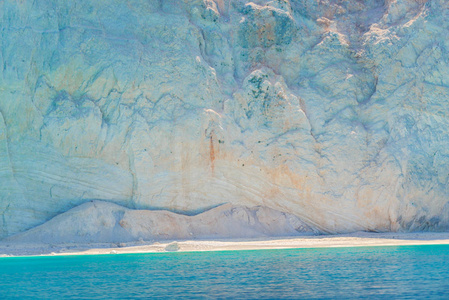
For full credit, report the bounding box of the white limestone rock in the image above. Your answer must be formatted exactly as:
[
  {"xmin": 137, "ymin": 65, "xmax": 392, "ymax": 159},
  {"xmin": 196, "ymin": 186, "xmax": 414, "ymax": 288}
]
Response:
[
  {"xmin": 5, "ymin": 200, "xmax": 317, "ymax": 244},
  {"xmin": 165, "ymin": 242, "xmax": 180, "ymax": 252},
  {"xmin": 1, "ymin": 0, "xmax": 449, "ymax": 239}
]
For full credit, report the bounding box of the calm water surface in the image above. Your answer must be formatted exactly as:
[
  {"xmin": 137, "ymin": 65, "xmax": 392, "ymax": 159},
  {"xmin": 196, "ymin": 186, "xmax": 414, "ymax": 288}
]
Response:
[{"xmin": 1, "ymin": 244, "xmax": 448, "ymax": 299}]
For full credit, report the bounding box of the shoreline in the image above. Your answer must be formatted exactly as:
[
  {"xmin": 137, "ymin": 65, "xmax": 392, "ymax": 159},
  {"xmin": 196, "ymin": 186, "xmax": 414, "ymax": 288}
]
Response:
[{"xmin": 1, "ymin": 232, "xmax": 448, "ymax": 258}]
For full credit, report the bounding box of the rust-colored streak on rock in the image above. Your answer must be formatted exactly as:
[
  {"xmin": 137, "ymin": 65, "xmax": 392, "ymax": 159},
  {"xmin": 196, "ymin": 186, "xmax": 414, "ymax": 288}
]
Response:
[{"xmin": 209, "ymin": 134, "xmax": 215, "ymax": 173}]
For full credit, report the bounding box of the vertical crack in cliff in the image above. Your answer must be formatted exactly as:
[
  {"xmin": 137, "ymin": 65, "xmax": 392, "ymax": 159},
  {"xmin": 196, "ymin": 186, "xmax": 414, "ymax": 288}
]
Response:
[
  {"xmin": 0, "ymin": 110, "xmax": 18, "ymax": 183},
  {"xmin": 125, "ymin": 124, "xmax": 138, "ymax": 209},
  {"xmin": 1, "ymin": 204, "xmax": 10, "ymax": 236}
]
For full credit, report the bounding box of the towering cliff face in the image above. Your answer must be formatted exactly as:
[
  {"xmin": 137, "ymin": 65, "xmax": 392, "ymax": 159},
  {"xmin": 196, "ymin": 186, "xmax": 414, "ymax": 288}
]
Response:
[{"xmin": 1, "ymin": 0, "xmax": 449, "ymax": 239}]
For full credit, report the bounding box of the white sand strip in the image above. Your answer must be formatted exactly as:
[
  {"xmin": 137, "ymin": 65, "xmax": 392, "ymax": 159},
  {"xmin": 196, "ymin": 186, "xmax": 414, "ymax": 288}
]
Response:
[{"xmin": 1, "ymin": 232, "xmax": 448, "ymax": 257}]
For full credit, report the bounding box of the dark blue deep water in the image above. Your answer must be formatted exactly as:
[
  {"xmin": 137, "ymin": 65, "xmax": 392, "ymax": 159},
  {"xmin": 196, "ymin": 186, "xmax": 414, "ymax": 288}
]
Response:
[{"xmin": 1, "ymin": 245, "xmax": 448, "ymax": 299}]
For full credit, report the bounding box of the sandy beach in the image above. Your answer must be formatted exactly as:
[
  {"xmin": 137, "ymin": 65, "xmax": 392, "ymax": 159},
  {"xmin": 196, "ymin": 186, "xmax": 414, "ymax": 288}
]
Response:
[{"xmin": 0, "ymin": 232, "xmax": 448, "ymax": 258}]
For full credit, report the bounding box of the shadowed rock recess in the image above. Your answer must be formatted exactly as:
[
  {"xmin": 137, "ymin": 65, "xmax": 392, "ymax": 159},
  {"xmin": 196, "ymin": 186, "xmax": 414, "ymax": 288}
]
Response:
[{"xmin": 1, "ymin": 0, "xmax": 449, "ymax": 241}]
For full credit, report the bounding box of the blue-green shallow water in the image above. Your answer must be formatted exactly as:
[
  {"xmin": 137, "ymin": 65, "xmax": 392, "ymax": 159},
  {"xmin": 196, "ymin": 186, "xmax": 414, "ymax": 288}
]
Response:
[{"xmin": 1, "ymin": 245, "xmax": 448, "ymax": 299}]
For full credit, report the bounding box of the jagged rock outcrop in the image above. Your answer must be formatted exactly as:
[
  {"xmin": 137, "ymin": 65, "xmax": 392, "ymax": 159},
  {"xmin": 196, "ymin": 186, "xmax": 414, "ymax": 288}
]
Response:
[{"xmin": 1, "ymin": 0, "xmax": 449, "ymax": 239}]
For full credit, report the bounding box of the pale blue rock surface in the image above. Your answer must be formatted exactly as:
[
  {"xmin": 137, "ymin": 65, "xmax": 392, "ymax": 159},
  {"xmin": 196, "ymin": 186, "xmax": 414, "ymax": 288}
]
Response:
[{"xmin": 1, "ymin": 0, "xmax": 449, "ymax": 239}]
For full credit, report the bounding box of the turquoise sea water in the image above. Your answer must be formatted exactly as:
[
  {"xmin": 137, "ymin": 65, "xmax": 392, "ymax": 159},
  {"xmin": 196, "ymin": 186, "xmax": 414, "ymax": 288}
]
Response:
[{"xmin": 1, "ymin": 245, "xmax": 448, "ymax": 299}]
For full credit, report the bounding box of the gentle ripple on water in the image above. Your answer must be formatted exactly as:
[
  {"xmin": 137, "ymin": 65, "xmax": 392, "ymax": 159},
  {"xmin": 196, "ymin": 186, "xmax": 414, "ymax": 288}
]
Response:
[{"xmin": 0, "ymin": 244, "xmax": 448, "ymax": 299}]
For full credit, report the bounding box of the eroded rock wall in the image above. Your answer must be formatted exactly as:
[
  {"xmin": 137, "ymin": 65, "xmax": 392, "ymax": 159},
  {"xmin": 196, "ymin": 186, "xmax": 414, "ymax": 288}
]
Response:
[{"xmin": 1, "ymin": 0, "xmax": 449, "ymax": 238}]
